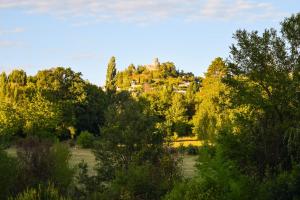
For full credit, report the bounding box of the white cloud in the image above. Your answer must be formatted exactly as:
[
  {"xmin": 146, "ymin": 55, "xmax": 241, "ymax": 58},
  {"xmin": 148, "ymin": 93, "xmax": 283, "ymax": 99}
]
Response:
[
  {"xmin": 0, "ymin": 39, "xmax": 24, "ymax": 48},
  {"xmin": 0, "ymin": 27, "xmax": 24, "ymax": 35},
  {"xmin": 0, "ymin": 40, "xmax": 16, "ymax": 47},
  {"xmin": 0, "ymin": 0, "xmax": 285, "ymax": 24},
  {"xmin": 188, "ymin": 0, "xmax": 284, "ymax": 21}
]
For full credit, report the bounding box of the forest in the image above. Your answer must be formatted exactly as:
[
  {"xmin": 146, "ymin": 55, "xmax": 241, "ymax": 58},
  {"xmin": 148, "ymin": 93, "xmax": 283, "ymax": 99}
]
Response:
[{"xmin": 0, "ymin": 13, "xmax": 300, "ymax": 200}]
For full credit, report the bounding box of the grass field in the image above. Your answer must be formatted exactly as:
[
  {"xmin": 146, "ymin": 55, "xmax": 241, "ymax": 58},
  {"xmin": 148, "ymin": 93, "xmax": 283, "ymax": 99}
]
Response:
[
  {"xmin": 5, "ymin": 147, "xmax": 198, "ymax": 178},
  {"xmin": 170, "ymin": 136, "xmax": 204, "ymax": 148}
]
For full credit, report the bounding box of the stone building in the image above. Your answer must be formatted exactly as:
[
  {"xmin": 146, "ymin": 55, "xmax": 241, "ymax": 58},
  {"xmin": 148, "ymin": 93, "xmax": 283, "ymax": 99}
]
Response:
[{"xmin": 146, "ymin": 58, "xmax": 160, "ymax": 71}]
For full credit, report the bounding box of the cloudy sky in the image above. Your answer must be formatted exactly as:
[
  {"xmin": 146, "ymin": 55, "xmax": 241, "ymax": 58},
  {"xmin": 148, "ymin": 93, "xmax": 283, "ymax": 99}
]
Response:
[{"xmin": 0, "ymin": 0, "xmax": 299, "ymax": 85}]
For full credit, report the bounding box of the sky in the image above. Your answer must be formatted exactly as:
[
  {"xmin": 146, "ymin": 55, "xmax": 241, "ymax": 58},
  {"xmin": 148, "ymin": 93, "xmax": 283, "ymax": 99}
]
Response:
[{"xmin": 0, "ymin": 0, "xmax": 299, "ymax": 86}]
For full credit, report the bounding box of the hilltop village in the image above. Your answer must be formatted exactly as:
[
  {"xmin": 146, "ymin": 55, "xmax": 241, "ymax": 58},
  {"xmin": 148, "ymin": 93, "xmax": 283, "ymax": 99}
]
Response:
[{"xmin": 114, "ymin": 58, "xmax": 201, "ymax": 95}]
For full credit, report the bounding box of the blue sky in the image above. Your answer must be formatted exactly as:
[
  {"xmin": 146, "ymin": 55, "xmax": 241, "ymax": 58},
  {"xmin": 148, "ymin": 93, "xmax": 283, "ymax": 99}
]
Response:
[{"xmin": 0, "ymin": 0, "xmax": 299, "ymax": 86}]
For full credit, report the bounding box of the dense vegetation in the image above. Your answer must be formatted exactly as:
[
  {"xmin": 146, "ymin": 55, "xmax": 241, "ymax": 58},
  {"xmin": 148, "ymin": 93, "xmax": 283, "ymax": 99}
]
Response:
[{"xmin": 0, "ymin": 13, "xmax": 300, "ymax": 199}]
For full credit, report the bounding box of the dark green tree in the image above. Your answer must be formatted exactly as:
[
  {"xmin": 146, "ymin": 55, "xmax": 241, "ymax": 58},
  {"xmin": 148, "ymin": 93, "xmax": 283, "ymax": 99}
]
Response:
[
  {"xmin": 105, "ymin": 56, "xmax": 117, "ymax": 92},
  {"xmin": 76, "ymin": 92, "xmax": 180, "ymax": 199},
  {"xmin": 223, "ymin": 13, "xmax": 300, "ymax": 177}
]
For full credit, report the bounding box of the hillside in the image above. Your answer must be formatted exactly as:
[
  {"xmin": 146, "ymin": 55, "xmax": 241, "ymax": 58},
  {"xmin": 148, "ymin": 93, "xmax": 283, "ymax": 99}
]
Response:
[{"xmin": 115, "ymin": 58, "xmax": 201, "ymax": 95}]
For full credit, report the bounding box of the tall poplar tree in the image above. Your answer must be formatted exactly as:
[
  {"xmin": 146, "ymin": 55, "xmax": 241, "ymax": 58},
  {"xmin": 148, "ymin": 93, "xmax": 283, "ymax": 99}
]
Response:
[{"xmin": 105, "ymin": 56, "xmax": 117, "ymax": 92}]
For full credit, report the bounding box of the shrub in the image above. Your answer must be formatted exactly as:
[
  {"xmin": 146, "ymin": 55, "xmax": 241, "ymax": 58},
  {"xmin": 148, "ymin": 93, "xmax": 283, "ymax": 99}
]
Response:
[
  {"xmin": 257, "ymin": 165, "xmax": 300, "ymax": 200},
  {"xmin": 16, "ymin": 137, "xmax": 75, "ymax": 193},
  {"xmin": 16, "ymin": 137, "xmax": 54, "ymax": 189},
  {"xmin": 0, "ymin": 150, "xmax": 19, "ymax": 199},
  {"xmin": 103, "ymin": 160, "xmax": 181, "ymax": 200},
  {"xmin": 0, "ymin": 134, "xmax": 14, "ymax": 149},
  {"xmin": 9, "ymin": 184, "xmax": 70, "ymax": 200},
  {"xmin": 178, "ymin": 144, "xmax": 186, "ymax": 154},
  {"xmin": 77, "ymin": 131, "xmax": 95, "ymax": 148},
  {"xmin": 50, "ymin": 143, "xmax": 75, "ymax": 193},
  {"xmin": 186, "ymin": 145, "xmax": 198, "ymax": 155}
]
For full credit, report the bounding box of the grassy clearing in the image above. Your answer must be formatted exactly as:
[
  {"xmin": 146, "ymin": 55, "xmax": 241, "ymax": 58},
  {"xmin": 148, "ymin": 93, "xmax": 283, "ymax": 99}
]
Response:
[
  {"xmin": 171, "ymin": 140, "xmax": 203, "ymax": 148},
  {"xmin": 170, "ymin": 136, "xmax": 203, "ymax": 148},
  {"xmin": 69, "ymin": 147, "xmax": 97, "ymax": 175},
  {"xmin": 5, "ymin": 146, "xmax": 197, "ymax": 178}
]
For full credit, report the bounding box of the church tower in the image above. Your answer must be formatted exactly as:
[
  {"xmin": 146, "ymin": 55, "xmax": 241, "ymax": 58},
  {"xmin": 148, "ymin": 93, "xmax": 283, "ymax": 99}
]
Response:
[
  {"xmin": 146, "ymin": 58, "xmax": 160, "ymax": 71},
  {"xmin": 153, "ymin": 58, "xmax": 160, "ymax": 69}
]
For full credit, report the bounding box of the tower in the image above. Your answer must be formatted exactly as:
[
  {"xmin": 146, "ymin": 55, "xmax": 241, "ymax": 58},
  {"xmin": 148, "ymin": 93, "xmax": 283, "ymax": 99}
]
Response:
[{"xmin": 153, "ymin": 58, "xmax": 160, "ymax": 69}]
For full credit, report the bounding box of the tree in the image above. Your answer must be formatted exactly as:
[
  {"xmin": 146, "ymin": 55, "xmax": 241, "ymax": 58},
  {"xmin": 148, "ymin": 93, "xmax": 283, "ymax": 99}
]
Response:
[
  {"xmin": 0, "ymin": 72, "xmax": 8, "ymax": 99},
  {"xmin": 19, "ymin": 93, "xmax": 62, "ymax": 138},
  {"xmin": 0, "ymin": 101, "xmax": 22, "ymax": 138},
  {"xmin": 105, "ymin": 56, "xmax": 117, "ymax": 92},
  {"xmin": 165, "ymin": 93, "xmax": 189, "ymax": 136},
  {"xmin": 35, "ymin": 67, "xmax": 91, "ymax": 138},
  {"xmin": 5, "ymin": 70, "xmax": 27, "ymax": 102},
  {"xmin": 222, "ymin": 13, "xmax": 300, "ymax": 177},
  {"xmin": 192, "ymin": 58, "xmax": 230, "ymax": 141},
  {"xmin": 160, "ymin": 62, "xmax": 178, "ymax": 78},
  {"xmin": 76, "ymin": 92, "xmax": 180, "ymax": 199},
  {"xmin": 74, "ymin": 83, "xmax": 107, "ymax": 135}
]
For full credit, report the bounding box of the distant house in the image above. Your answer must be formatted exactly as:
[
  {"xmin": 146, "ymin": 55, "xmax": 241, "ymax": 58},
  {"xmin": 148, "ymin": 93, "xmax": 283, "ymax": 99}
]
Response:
[
  {"xmin": 178, "ymin": 81, "xmax": 190, "ymax": 88},
  {"xmin": 131, "ymin": 80, "xmax": 137, "ymax": 86},
  {"xmin": 175, "ymin": 90, "xmax": 186, "ymax": 94}
]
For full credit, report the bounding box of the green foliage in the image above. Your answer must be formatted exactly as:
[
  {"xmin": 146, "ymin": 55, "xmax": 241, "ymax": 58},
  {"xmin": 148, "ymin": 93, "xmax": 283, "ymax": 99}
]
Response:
[
  {"xmin": 0, "ymin": 13, "xmax": 300, "ymax": 200},
  {"xmin": 177, "ymin": 144, "xmax": 185, "ymax": 154},
  {"xmin": 77, "ymin": 131, "xmax": 95, "ymax": 148},
  {"xmin": 0, "ymin": 150, "xmax": 19, "ymax": 199},
  {"xmin": 20, "ymin": 93, "xmax": 62, "ymax": 137},
  {"xmin": 50, "ymin": 143, "xmax": 75, "ymax": 192},
  {"xmin": 223, "ymin": 12, "xmax": 300, "ymax": 177},
  {"xmin": 10, "ymin": 184, "xmax": 70, "ymax": 200},
  {"xmin": 105, "ymin": 56, "xmax": 117, "ymax": 91},
  {"xmin": 163, "ymin": 13, "xmax": 300, "ymax": 200},
  {"xmin": 186, "ymin": 145, "xmax": 198, "ymax": 155},
  {"xmin": 103, "ymin": 163, "xmax": 174, "ymax": 200},
  {"xmin": 0, "ymin": 67, "xmax": 107, "ymax": 139},
  {"xmin": 165, "ymin": 146, "xmax": 256, "ymax": 200},
  {"xmin": 75, "ymin": 92, "xmax": 181, "ymax": 199},
  {"xmin": 166, "ymin": 93, "xmax": 190, "ymax": 136},
  {"xmin": 0, "ymin": 101, "xmax": 22, "ymax": 138},
  {"xmin": 192, "ymin": 58, "xmax": 230, "ymax": 141},
  {"xmin": 257, "ymin": 165, "xmax": 300, "ymax": 200},
  {"xmin": 160, "ymin": 62, "xmax": 178, "ymax": 78},
  {"xmin": 16, "ymin": 137, "xmax": 75, "ymax": 193}
]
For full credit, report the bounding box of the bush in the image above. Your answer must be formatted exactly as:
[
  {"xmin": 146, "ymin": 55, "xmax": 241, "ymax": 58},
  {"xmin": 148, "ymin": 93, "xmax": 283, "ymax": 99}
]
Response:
[
  {"xmin": 0, "ymin": 150, "xmax": 19, "ymax": 199},
  {"xmin": 0, "ymin": 134, "xmax": 14, "ymax": 149},
  {"xmin": 16, "ymin": 137, "xmax": 75, "ymax": 193},
  {"xmin": 186, "ymin": 145, "xmax": 198, "ymax": 155},
  {"xmin": 103, "ymin": 160, "xmax": 181, "ymax": 200},
  {"xmin": 9, "ymin": 184, "xmax": 70, "ymax": 200},
  {"xmin": 77, "ymin": 131, "xmax": 95, "ymax": 148},
  {"xmin": 50, "ymin": 143, "xmax": 75, "ymax": 193},
  {"xmin": 178, "ymin": 144, "xmax": 186, "ymax": 154},
  {"xmin": 257, "ymin": 165, "xmax": 300, "ymax": 200}
]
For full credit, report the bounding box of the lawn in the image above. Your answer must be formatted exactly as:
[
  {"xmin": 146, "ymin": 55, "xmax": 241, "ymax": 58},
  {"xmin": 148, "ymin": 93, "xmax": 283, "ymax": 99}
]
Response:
[
  {"xmin": 5, "ymin": 147, "xmax": 198, "ymax": 178},
  {"xmin": 170, "ymin": 136, "xmax": 204, "ymax": 148}
]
